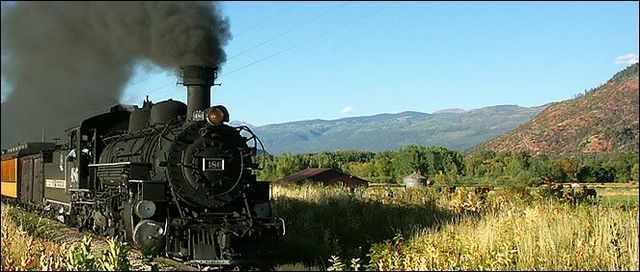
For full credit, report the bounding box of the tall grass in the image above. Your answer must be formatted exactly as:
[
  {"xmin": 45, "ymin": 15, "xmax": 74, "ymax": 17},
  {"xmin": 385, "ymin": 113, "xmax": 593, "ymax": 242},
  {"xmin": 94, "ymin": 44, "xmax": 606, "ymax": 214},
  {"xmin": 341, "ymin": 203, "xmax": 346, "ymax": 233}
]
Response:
[
  {"xmin": 0, "ymin": 204, "xmax": 132, "ymax": 271},
  {"xmin": 3, "ymin": 184, "xmax": 637, "ymax": 271},
  {"xmin": 369, "ymin": 201, "xmax": 639, "ymax": 271},
  {"xmin": 1, "ymin": 204, "xmax": 69, "ymax": 270},
  {"xmin": 271, "ymin": 184, "xmax": 467, "ymax": 266},
  {"xmin": 271, "ymin": 184, "xmax": 639, "ymax": 271}
]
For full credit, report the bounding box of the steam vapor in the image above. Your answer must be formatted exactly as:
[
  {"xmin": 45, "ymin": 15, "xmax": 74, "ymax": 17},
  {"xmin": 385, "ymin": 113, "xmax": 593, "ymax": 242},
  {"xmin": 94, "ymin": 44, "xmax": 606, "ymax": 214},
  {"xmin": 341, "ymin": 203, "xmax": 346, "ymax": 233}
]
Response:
[{"xmin": 1, "ymin": 1, "xmax": 231, "ymax": 148}]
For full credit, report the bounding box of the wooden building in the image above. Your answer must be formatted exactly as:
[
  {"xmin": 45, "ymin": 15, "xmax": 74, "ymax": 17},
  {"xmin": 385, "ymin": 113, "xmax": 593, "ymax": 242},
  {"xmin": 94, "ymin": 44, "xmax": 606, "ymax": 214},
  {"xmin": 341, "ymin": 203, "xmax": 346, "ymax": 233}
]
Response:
[{"xmin": 275, "ymin": 168, "xmax": 369, "ymax": 189}]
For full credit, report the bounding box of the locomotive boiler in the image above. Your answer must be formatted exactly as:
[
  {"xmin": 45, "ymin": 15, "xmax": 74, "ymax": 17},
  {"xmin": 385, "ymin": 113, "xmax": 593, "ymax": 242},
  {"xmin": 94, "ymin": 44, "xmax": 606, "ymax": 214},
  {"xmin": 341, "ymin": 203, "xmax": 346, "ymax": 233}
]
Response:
[{"xmin": 1, "ymin": 66, "xmax": 284, "ymax": 266}]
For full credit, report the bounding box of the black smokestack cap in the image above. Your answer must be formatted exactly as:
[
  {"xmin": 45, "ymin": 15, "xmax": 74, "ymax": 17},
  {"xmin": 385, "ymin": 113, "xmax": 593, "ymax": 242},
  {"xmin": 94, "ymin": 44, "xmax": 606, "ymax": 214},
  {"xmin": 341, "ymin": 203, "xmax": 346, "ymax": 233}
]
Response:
[{"xmin": 180, "ymin": 66, "xmax": 217, "ymax": 121}]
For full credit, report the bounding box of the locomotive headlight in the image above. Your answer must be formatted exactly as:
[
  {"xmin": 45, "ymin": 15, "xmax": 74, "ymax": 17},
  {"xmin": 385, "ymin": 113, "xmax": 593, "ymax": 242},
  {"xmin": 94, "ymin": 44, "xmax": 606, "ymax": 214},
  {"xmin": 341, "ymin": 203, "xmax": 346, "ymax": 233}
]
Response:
[
  {"xmin": 207, "ymin": 108, "xmax": 225, "ymax": 125},
  {"xmin": 205, "ymin": 105, "xmax": 230, "ymax": 126}
]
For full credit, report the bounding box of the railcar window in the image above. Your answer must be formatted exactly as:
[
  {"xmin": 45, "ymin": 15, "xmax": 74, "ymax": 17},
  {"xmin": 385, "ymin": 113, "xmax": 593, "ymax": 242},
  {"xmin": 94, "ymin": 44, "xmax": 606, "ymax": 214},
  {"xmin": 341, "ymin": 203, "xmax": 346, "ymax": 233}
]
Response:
[{"xmin": 66, "ymin": 149, "xmax": 76, "ymax": 162}]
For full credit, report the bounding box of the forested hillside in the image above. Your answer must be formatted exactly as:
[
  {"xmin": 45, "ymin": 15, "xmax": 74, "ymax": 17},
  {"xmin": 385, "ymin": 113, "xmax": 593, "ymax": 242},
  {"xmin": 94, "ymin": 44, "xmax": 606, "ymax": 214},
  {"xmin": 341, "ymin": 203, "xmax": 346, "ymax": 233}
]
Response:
[{"xmin": 475, "ymin": 63, "xmax": 639, "ymax": 156}]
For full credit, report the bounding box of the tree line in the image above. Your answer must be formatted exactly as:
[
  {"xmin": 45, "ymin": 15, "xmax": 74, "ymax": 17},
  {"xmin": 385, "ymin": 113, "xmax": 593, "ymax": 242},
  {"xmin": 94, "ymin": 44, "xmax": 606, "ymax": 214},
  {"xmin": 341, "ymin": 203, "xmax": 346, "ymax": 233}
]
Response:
[{"xmin": 256, "ymin": 145, "xmax": 639, "ymax": 186}]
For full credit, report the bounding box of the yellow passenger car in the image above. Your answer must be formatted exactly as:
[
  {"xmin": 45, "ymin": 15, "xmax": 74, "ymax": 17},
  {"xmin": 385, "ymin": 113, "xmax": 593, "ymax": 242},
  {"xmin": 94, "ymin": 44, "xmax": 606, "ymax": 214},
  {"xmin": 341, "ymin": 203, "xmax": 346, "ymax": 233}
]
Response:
[{"xmin": 1, "ymin": 157, "xmax": 18, "ymax": 198}]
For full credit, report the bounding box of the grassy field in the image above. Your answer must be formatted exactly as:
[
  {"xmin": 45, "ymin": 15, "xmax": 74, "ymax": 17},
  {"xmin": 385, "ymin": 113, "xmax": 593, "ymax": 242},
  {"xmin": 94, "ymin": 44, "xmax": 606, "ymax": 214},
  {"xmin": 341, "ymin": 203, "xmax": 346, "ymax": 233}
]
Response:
[
  {"xmin": 1, "ymin": 182, "xmax": 638, "ymax": 271},
  {"xmin": 367, "ymin": 199, "xmax": 638, "ymax": 271},
  {"xmin": 594, "ymin": 183, "xmax": 640, "ymax": 206},
  {"xmin": 271, "ymin": 183, "xmax": 639, "ymax": 271}
]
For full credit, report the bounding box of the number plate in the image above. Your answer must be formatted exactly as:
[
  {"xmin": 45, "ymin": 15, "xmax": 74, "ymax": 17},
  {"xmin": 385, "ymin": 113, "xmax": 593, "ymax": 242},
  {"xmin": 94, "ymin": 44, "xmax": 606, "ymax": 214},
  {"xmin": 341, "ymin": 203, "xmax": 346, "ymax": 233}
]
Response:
[{"xmin": 202, "ymin": 158, "xmax": 225, "ymax": 171}]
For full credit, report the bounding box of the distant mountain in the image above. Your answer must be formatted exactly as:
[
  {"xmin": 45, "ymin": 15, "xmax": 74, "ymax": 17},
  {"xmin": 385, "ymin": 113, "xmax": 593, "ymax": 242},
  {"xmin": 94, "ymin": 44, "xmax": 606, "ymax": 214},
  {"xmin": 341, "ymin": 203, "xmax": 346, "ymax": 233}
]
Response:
[
  {"xmin": 474, "ymin": 63, "xmax": 639, "ymax": 156},
  {"xmin": 247, "ymin": 105, "xmax": 548, "ymax": 155},
  {"xmin": 433, "ymin": 108, "xmax": 469, "ymax": 114},
  {"xmin": 229, "ymin": 120, "xmax": 256, "ymax": 129}
]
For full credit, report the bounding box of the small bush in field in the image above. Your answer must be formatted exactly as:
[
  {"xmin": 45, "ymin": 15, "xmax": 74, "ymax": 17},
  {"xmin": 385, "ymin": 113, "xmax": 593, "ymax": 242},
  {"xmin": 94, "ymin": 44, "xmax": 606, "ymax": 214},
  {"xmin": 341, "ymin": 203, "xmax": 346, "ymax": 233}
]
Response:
[
  {"xmin": 96, "ymin": 237, "xmax": 131, "ymax": 271},
  {"xmin": 65, "ymin": 235, "xmax": 131, "ymax": 271},
  {"xmin": 326, "ymin": 255, "xmax": 362, "ymax": 271},
  {"xmin": 327, "ymin": 255, "xmax": 345, "ymax": 271},
  {"xmin": 535, "ymin": 183, "xmax": 598, "ymax": 204},
  {"xmin": 65, "ymin": 235, "xmax": 98, "ymax": 271}
]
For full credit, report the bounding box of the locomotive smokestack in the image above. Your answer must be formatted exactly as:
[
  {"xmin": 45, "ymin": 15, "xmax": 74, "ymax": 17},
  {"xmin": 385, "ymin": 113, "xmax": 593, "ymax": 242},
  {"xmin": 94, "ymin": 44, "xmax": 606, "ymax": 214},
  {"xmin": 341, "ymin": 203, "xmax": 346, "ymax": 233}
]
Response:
[{"xmin": 180, "ymin": 66, "xmax": 217, "ymax": 121}]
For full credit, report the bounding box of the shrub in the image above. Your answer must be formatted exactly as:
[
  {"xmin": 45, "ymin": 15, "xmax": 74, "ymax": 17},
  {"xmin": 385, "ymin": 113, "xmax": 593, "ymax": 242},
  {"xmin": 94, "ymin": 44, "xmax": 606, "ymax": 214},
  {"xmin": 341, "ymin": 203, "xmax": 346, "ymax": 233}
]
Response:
[{"xmin": 65, "ymin": 236, "xmax": 98, "ymax": 271}]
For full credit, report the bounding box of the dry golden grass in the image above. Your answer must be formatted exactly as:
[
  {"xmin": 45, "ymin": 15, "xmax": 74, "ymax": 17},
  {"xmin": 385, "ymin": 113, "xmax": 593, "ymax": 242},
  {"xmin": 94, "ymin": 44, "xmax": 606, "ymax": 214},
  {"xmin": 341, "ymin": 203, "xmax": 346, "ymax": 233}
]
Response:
[
  {"xmin": 3, "ymin": 183, "xmax": 637, "ymax": 271},
  {"xmin": 1, "ymin": 204, "xmax": 135, "ymax": 271},
  {"xmin": 1, "ymin": 205, "xmax": 68, "ymax": 271},
  {"xmin": 369, "ymin": 201, "xmax": 639, "ymax": 271},
  {"xmin": 273, "ymin": 184, "xmax": 639, "ymax": 271}
]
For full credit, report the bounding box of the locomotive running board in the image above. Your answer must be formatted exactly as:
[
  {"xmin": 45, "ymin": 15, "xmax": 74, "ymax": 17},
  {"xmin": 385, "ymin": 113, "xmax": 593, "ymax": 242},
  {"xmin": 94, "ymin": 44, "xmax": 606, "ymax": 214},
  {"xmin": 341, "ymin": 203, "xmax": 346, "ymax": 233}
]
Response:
[
  {"xmin": 184, "ymin": 259, "xmax": 238, "ymax": 266},
  {"xmin": 88, "ymin": 162, "xmax": 152, "ymax": 167},
  {"xmin": 43, "ymin": 198, "xmax": 71, "ymax": 207},
  {"xmin": 88, "ymin": 162, "xmax": 132, "ymax": 167},
  {"xmin": 128, "ymin": 179, "xmax": 164, "ymax": 183}
]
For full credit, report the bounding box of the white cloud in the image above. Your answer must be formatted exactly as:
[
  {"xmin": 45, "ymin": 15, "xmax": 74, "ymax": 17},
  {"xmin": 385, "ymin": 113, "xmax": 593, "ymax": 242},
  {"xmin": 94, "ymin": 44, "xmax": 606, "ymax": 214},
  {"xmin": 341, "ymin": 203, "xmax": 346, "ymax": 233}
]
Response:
[
  {"xmin": 615, "ymin": 53, "xmax": 639, "ymax": 65},
  {"xmin": 341, "ymin": 106, "xmax": 353, "ymax": 114}
]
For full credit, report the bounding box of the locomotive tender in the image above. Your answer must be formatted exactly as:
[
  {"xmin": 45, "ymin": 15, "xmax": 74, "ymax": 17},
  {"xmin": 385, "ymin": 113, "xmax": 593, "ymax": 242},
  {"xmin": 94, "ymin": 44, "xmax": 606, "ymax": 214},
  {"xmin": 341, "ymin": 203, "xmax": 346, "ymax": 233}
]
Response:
[{"xmin": 0, "ymin": 66, "xmax": 284, "ymax": 266}]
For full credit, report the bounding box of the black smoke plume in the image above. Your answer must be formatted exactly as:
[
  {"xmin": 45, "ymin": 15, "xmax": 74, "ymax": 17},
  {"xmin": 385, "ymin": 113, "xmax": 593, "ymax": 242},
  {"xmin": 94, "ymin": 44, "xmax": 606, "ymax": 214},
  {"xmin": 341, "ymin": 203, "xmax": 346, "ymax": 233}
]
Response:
[{"xmin": 1, "ymin": 1, "xmax": 230, "ymax": 148}]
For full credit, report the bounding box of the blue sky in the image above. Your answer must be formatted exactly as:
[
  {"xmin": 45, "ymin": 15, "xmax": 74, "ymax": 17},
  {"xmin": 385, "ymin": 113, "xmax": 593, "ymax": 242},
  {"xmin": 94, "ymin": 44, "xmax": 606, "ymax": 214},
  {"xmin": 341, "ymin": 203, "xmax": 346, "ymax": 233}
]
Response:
[{"xmin": 4, "ymin": 1, "xmax": 640, "ymax": 126}]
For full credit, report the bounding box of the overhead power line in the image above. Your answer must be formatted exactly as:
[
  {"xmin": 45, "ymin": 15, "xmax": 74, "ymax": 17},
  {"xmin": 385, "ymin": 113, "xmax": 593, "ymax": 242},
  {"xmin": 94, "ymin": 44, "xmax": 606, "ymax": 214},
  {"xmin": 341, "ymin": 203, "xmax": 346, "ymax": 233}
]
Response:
[
  {"xmin": 125, "ymin": 2, "xmax": 307, "ymax": 95},
  {"xmin": 127, "ymin": 2, "xmax": 396, "ymax": 102},
  {"xmin": 126, "ymin": 71, "xmax": 165, "ymax": 87},
  {"xmin": 233, "ymin": 2, "xmax": 303, "ymax": 39},
  {"xmin": 220, "ymin": 2, "xmax": 397, "ymax": 78},
  {"xmin": 227, "ymin": 1, "xmax": 352, "ymax": 61}
]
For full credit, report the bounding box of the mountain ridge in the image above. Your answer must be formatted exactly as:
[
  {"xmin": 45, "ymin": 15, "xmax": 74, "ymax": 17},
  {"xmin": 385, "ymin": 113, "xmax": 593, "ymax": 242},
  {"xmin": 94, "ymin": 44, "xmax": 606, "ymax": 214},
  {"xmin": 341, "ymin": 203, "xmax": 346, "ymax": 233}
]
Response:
[
  {"xmin": 474, "ymin": 63, "xmax": 639, "ymax": 156},
  {"xmin": 244, "ymin": 104, "xmax": 548, "ymax": 154}
]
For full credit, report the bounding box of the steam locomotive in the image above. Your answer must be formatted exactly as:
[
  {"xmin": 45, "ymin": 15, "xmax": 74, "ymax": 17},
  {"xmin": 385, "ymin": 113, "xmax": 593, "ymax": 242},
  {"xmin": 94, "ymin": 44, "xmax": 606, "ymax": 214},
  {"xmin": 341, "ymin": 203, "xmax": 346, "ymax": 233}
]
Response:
[{"xmin": 0, "ymin": 66, "xmax": 285, "ymax": 266}]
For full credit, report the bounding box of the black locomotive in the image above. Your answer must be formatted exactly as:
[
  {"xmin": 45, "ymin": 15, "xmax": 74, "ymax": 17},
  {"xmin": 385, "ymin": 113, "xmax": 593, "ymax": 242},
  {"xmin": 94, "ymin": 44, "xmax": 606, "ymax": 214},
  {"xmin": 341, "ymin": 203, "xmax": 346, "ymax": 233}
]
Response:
[{"xmin": 0, "ymin": 66, "xmax": 284, "ymax": 266}]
